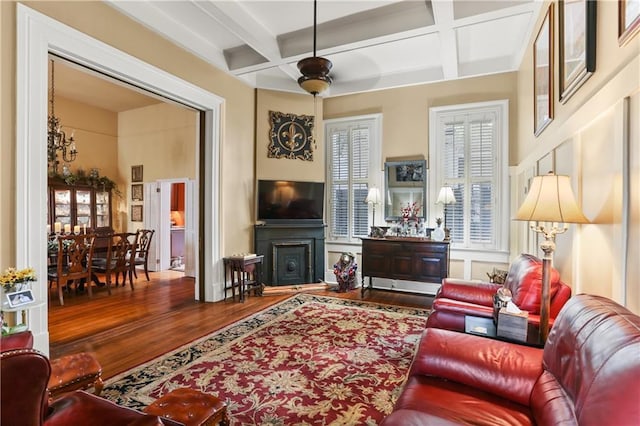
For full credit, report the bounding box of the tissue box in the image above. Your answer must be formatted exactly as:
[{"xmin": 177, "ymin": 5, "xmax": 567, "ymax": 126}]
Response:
[{"xmin": 497, "ymin": 308, "xmax": 528, "ymax": 341}]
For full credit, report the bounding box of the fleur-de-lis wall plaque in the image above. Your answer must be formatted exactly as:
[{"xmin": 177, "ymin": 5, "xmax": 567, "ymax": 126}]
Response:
[{"xmin": 268, "ymin": 111, "xmax": 314, "ymax": 161}]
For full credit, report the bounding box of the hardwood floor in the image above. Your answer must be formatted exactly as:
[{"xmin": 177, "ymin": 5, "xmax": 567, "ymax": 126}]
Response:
[{"xmin": 48, "ymin": 270, "xmax": 433, "ymax": 380}]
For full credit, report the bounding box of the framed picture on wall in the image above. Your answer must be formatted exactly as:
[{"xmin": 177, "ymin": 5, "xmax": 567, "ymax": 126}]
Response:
[
  {"xmin": 558, "ymin": 0, "xmax": 597, "ymax": 103},
  {"xmin": 131, "ymin": 165, "xmax": 143, "ymax": 182},
  {"xmin": 534, "ymin": 4, "xmax": 554, "ymax": 136},
  {"xmin": 619, "ymin": 0, "xmax": 640, "ymax": 45},
  {"xmin": 131, "ymin": 205, "xmax": 143, "ymax": 222},
  {"xmin": 131, "ymin": 184, "xmax": 143, "ymax": 201}
]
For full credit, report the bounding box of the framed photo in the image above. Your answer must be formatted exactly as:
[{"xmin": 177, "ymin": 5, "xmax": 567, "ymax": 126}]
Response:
[
  {"xmin": 558, "ymin": 0, "xmax": 597, "ymax": 103},
  {"xmin": 534, "ymin": 4, "xmax": 554, "ymax": 136},
  {"xmin": 131, "ymin": 205, "xmax": 143, "ymax": 222},
  {"xmin": 131, "ymin": 165, "xmax": 143, "ymax": 182},
  {"xmin": 131, "ymin": 184, "xmax": 143, "ymax": 201},
  {"xmin": 6, "ymin": 289, "xmax": 35, "ymax": 308},
  {"xmin": 619, "ymin": 0, "xmax": 640, "ymax": 45}
]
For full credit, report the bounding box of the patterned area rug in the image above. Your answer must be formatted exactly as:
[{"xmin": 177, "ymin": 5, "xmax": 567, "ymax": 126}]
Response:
[{"xmin": 103, "ymin": 294, "xmax": 429, "ymax": 425}]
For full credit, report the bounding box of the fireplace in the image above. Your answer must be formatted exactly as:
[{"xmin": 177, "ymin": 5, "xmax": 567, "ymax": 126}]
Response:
[{"xmin": 254, "ymin": 222, "xmax": 325, "ymax": 285}]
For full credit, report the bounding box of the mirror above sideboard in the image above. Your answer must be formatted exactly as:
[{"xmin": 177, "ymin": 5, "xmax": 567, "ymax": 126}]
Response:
[{"xmin": 384, "ymin": 159, "xmax": 427, "ymax": 221}]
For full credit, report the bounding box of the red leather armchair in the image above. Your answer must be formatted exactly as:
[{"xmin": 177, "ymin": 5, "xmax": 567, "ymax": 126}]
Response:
[
  {"xmin": 382, "ymin": 294, "xmax": 640, "ymax": 425},
  {"xmin": 0, "ymin": 344, "xmax": 178, "ymax": 425},
  {"xmin": 426, "ymin": 253, "xmax": 571, "ymax": 331}
]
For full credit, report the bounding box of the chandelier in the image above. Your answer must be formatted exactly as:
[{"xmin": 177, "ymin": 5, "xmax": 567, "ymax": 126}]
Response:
[
  {"xmin": 297, "ymin": 0, "xmax": 332, "ymax": 96},
  {"xmin": 48, "ymin": 59, "xmax": 77, "ymax": 174}
]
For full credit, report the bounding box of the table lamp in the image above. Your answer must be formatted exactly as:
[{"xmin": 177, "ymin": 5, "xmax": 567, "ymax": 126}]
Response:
[
  {"xmin": 436, "ymin": 185, "xmax": 456, "ymax": 239},
  {"xmin": 365, "ymin": 187, "xmax": 381, "ymax": 236},
  {"xmin": 515, "ymin": 172, "xmax": 589, "ymax": 341}
]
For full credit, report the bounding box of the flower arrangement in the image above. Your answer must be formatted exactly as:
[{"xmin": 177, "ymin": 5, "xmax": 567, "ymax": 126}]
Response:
[
  {"xmin": 401, "ymin": 202, "xmax": 420, "ymax": 221},
  {"xmin": 0, "ymin": 267, "xmax": 37, "ymax": 290}
]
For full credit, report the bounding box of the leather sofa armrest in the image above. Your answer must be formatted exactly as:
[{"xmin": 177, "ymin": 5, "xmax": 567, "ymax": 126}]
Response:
[
  {"xmin": 437, "ymin": 279, "xmax": 500, "ymax": 307},
  {"xmin": 45, "ymin": 391, "xmax": 182, "ymax": 426},
  {"xmin": 410, "ymin": 328, "xmax": 544, "ymax": 407}
]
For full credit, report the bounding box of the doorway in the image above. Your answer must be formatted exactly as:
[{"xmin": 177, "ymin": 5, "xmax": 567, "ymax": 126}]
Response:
[
  {"xmin": 170, "ymin": 182, "xmax": 186, "ymax": 272},
  {"xmin": 17, "ymin": 4, "xmax": 223, "ymax": 353},
  {"xmin": 144, "ymin": 178, "xmax": 197, "ymax": 277}
]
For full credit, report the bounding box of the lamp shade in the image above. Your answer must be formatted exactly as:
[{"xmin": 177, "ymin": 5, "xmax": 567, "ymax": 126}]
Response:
[
  {"xmin": 515, "ymin": 173, "xmax": 589, "ymax": 224},
  {"xmin": 365, "ymin": 187, "xmax": 381, "ymax": 205},
  {"xmin": 436, "ymin": 186, "xmax": 456, "ymax": 205}
]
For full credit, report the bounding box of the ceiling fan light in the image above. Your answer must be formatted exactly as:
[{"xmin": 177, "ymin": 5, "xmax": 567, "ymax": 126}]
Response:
[
  {"xmin": 297, "ymin": 56, "xmax": 333, "ymax": 95},
  {"xmin": 298, "ymin": 75, "xmax": 332, "ymax": 96}
]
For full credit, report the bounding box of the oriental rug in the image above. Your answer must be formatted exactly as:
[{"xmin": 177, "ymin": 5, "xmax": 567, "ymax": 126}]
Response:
[{"xmin": 103, "ymin": 294, "xmax": 429, "ymax": 425}]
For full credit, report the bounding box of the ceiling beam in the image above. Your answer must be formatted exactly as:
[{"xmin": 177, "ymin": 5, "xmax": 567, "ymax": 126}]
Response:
[
  {"xmin": 431, "ymin": 0, "xmax": 458, "ymax": 80},
  {"xmin": 194, "ymin": 1, "xmax": 300, "ymax": 81}
]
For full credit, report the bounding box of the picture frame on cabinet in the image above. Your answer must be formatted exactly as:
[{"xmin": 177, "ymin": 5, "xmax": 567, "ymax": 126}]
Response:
[
  {"xmin": 131, "ymin": 184, "xmax": 143, "ymax": 201},
  {"xmin": 558, "ymin": 0, "xmax": 597, "ymax": 103},
  {"xmin": 6, "ymin": 289, "xmax": 35, "ymax": 308},
  {"xmin": 619, "ymin": 0, "xmax": 640, "ymax": 45},
  {"xmin": 131, "ymin": 165, "xmax": 143, "ymax": 182},
  {"xmin": 534, "ymin": 4, "xmax": 554, "ymax": 136},
  {"xmin": 131, "ymin": 205, "xmax": 143, "ymax": 222}
]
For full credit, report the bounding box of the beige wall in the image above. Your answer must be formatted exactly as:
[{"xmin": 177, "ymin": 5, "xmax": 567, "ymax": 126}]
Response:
[
  {"xmin": 514, "ymin": 0, "xmax": 640, "ymax": 311},
  {"xmin": 324, "ymin": 73, "xmax": 519, "ymax": 167},
  {"xmin": 256, "ymin": 89, "xmax": 325, "ymax": 182},
  {"xmin": 1, "ymin": 1, "xmax": 256, "ymax": 266},
  {"xmin": 50, "ymin": 96, "xmax": 119, "ymax": 183},
  {"xmin": 118, "ymin": 102, "xmax": 198, "ymax": 233}
]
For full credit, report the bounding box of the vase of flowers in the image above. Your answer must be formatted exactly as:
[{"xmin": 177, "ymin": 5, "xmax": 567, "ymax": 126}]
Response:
[
  {"xmin": 400, "ymin": 202, "xmax": 421, "ymax": 236},
  {"xmin": 0, "ymin": 267, "xmax": 37, "ymax": 310}
]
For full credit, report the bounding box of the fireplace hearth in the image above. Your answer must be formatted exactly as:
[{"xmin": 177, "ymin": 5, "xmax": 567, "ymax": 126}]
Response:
[{"xmin": 254, "ymin": 222, "xmax": 325, "ymax": 286}]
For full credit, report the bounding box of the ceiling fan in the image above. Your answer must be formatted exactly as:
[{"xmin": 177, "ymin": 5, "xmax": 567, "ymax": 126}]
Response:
[{"xmin": 297, "ymin": 0, "xmax": 332, "ymax": 96}]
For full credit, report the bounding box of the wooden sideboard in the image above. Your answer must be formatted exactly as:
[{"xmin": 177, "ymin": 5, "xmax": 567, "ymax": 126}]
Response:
[{"xmin": 360, "ymin": 237, "xmax": 450, "ymax": 295}]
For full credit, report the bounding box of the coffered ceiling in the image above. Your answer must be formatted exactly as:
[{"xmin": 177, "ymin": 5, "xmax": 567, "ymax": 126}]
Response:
[
  {"xmin": 104, "ymin": 0, "xmax": 543, "ymax": 97},
  {"xmin": 52, "ymin": 1, "xmax": 543, "ymax": 111}
]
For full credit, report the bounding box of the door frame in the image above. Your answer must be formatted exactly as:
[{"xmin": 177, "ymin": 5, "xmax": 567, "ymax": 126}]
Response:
[{"xmin": 16, "ymin": 5, "xmax": 223, "ymax": 354}]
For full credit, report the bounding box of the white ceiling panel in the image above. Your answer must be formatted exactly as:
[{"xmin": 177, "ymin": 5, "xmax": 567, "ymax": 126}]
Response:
[
  {"xmin": 69, "ymin": 0, "xmax": 545, "ymax": 101},
  {"xmin": 456, "ymin": 12, "xmax": 533, "ymax": 66}
]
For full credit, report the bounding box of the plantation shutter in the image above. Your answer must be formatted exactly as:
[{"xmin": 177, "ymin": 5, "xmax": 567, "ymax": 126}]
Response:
[
  {"xmin": 352, "ymin": 128, "xmax": 369, "ymax": 237},
  {"xmin": 330, "ymin": 129, "xmax": 349, "ymax": 238},
  {"xmin": 443, "ymin": 122, "xmax": 465, "ymax": 243},
  {"xmin": 440, "ymin": 111, "xmax": 498, "ymax": 248},
  {"xmin": 469, "ymin": 116, "xmax": 495, "ymax": 245},
  {"xmin": 327, "ymin": 120, "xmax": 375, "ymax": 241}
]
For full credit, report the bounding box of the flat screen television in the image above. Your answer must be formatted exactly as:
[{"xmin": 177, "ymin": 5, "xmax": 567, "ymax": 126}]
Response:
[{"xmin": 257, "ymin": 180, "xmax": 324, "ymax": 222}]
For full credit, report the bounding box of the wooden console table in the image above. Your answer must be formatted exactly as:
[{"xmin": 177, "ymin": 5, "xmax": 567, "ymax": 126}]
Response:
[
  {"xmin": 360, "ymin": 237, "xmax": 450, "ymax": 296},
  {"xmin": 223, "ymin": 255, "xmax": 264, "ymax": 302}
]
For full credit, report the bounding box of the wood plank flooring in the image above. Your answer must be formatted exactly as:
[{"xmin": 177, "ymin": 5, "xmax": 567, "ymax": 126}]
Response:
[{"xmin": 48, "ymin": 270, "xmax": 433, "ymax": 380}]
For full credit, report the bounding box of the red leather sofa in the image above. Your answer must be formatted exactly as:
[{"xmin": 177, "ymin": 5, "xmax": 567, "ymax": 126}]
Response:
[
  {"xmin": 381, "ymin": 294, "xmax": 640, "ymax": 425},
  {"xmin": 0, "ymin": 333, "xmax": 180, "ymax": 426},
  {"xmin": 426, "ymin": 253, "xmax": 571, "ymax": 331}
]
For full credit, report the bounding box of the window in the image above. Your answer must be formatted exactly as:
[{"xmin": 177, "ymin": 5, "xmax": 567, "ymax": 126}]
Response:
[
  {"xmin": 325, "ymin": 115, "xmax": 381, "ymax": 242},
  {"xmin": 429, "ymin": 101, "xmax": 508, "ymax": 251}
]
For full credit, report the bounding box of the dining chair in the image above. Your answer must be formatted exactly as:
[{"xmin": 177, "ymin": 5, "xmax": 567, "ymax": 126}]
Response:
[
  {"xmin": 132, "ymin": 229, "xmax": 155, "ymax": 281},
  {"xmin": 47, "ymin": 234, "xmax": 96, "ymax": 306},
  {"xmin": 91, "ymin": 233, "xmax": 137, "ymax": 292}
]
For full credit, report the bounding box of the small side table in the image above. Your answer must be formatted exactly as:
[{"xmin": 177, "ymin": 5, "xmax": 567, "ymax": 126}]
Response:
[
  {"xmin": 223, "ymin": 255, "xmax": 264, "ymax": 302},
  {"xmin": 464, "ymin": 315, "xmax": 543, "ymax": 348}
]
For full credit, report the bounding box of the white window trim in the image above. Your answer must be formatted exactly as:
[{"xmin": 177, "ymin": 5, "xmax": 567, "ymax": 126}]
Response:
[
  {"xmin": 429, "ymin": 100, "xmax": 509, "ymax": 253},
  {"xmin": 324, "ymin": 113, "xmax": 382, "ymax": 244}
]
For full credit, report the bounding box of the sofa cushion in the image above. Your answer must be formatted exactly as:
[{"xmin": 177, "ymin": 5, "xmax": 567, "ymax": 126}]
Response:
[
  {"xmin": 505, "ymin": 254, "xmax": 560, "ymax": 314},
  {"xmin": 384, "ymin": 376, "xmax": 534, "ymax": 426}
]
